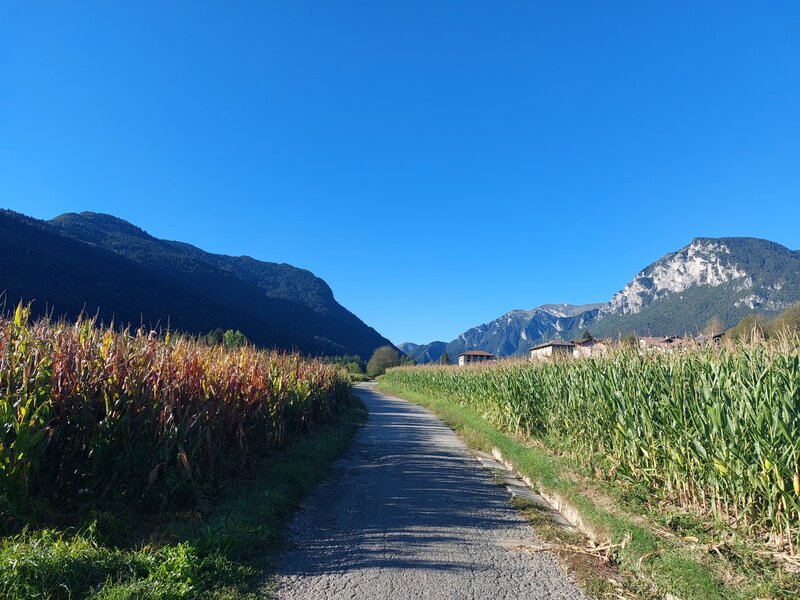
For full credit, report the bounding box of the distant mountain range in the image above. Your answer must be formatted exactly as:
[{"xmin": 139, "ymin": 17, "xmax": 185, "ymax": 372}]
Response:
[
  {"xmin": 0, "ymin": 210, "xmax": 393, "ymax": 359},
  {"xmin": 403, "ymin": 237, "xmax": 800, "ymax": 363},
  {"xmin": 395, "ymin": 342, "xmax": 420, "ymax": 355}
]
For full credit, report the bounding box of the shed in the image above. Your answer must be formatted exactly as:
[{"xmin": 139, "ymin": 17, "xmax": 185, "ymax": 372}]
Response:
[
  {"xmin": 458, "ymin": 350, "xmax": 497, "ymax": 366},
  {"xmin": 529, "ymin": 340, "xmax": 574, "ymax": 360},
  {"xmin": 572, "ymin": 336, "xmax": 611, "ymax": 357}
]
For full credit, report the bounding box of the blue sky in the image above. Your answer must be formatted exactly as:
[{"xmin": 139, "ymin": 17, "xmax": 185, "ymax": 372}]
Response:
[{"xmin": 2, "ymin": 2, "xmax": 799, "ymax": 344}]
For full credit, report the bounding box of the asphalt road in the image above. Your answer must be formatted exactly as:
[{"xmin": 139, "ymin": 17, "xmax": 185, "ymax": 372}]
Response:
[{"xmin": 273, "ymin": 382, "xmax": 584, "ymax": 599}]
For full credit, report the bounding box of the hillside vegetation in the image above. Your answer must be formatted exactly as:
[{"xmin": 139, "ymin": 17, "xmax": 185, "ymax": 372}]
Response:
[
  {"xmin": 729, "ymin": 303, "xmax": 800, "ymax": 341},
  {"xmin": 592, "ymin": 237, "xmax": 800, "ymax": 338},
  {"xmin": 0, "ymin": 210, "xmax": 392, "ymax": 358}
]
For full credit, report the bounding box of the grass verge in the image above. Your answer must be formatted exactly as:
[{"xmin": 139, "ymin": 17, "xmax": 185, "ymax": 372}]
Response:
[
  {"xmin": 378, "ymin": 381, "xmax": 797, "ymax": 599},
  {"xmin": 0, "ymin": 394, "xmax": 367, "ymax": 599},
  {"xmin": 509, "ymin": 496, "xmax": 630, "ymax": 599}
]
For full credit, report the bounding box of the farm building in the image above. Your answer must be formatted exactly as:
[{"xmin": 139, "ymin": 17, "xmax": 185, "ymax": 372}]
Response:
[
  {"xmin": 457, "ymin": 350, "xmax": 497, "ymax": 366},
  {"xmin": 637, "ymin": 336, "xmax": 693, "ymax": 353},
  {"xmin": 572, "ymin": 336, "xmax": 610, "ymax": 358},
  {"xmin": 695, "ymin": 331, "xmax": 725, "ymax": 344},
  {"xmin": 529, "ymin": 340, "xmax": 574, "ymax": 360}
]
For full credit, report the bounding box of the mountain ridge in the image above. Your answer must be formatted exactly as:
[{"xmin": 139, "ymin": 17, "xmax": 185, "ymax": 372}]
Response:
[
  {"xmin": 0, "ymin": 210, "xmax": 392, "ymax": 358},
  {"xmin": 407, "ymin": 303, "xmax": 603, "ymax": 363},
  {"xmin": 591, "ymin": 236, "xmax": 800, "ymax": 337},
  {"xmin": 408, "ymin": 237, "xmax": 800, "ymax": 362}
]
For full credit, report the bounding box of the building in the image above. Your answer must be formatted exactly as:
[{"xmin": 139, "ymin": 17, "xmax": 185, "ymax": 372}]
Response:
[
  {"xmin": 637, "ymin": 336, "xmax": 692, "ymax": 353},
  {"xmin": 529, "ymin": 340, "xmax": 574, "ymax": 360},
  {"xmin": 572, "ymin": 336, "xmax": 610, "ymax": 358},
  {"xmin": 457, "ymin": 350, "xmax": 497, "ymax": 366},
  {"xmin": 695, "ymin": 331, "xmax": 725, "ymax": 344}
]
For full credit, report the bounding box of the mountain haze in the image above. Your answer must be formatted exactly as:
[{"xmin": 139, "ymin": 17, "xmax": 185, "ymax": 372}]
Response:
[{"xmin": 0, "ymin": 210, "xmax": 392, "ymax": 358}]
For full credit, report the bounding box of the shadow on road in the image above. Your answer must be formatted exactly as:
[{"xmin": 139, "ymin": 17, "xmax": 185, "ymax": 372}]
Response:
[
  {"xmin": 278, "ymin": 385, "xmax": 521, "ymax": 576},
  {"xmin": 273, "ymin": 384, "xmax": 583, "ymax": 599}
]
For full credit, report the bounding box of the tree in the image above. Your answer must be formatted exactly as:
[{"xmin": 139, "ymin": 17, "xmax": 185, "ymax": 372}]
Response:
[
  {"xmin": 366, "ymin": 345, "xmax": 402, "ymax": 378},
  {"xmin": 703, "ymin": 316, "xmax": 724, "ymax": 336},
  {"xmin": 400, "ymin": 355, "xmax": 415, "ymax": 366},
  {"xmin": 323, "ymin": 354, "xmax": 366, "ymax": 373},
  {"xmin": 729, "ymin": 314, "xmax": 768, "ymax": 342},
  {"xmin": 203, "ymin": 328, "xmax": 224, "ymax": 346},
  {"xmin": 578, "ymin": 329, "xmax": 592, "ymax": 341},
  {"xmin": 223, "ymin": 329, "xmax": 248, "ymax": 349},
  {"xmin": 768, "ymin": 303, "xmax": 800, "ymax": 337},
  {"xmin": 345, "ymin": 361, "xmax": 363, "ymax": 375},
  {"xmin": 439, "ymin": 352, "xmax": 451, "ymax": 365}
]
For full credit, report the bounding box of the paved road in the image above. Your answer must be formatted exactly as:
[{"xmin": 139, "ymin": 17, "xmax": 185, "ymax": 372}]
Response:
[{"xmin": 273, "ymin": 383, "xmax": 584, "ymax": 599}]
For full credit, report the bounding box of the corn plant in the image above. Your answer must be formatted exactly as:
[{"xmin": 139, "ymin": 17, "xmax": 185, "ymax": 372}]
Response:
[
  {"xmin": 383, "ymin": 338, "xmax": 800, "ymax": 552},
  {"xmin": 0, "ymin": 305, "xmax": 351, "ymax": 512}
]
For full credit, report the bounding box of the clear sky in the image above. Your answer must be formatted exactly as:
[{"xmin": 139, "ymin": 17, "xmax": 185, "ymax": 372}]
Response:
[{"xmin": 2, "ymin": 2, "xmax": 799, "ymax": 345}]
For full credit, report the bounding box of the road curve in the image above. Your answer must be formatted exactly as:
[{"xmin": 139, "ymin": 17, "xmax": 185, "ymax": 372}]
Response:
[{"xmin": 272, "ymin": 382, "xmax": 584, "ymax": 599}]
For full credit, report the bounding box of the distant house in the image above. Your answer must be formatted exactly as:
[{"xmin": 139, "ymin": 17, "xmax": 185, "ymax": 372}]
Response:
[
  {"xmin": 457, "ymin": 350, "xmax": 497, "ymax": 366},
  {"xmin": 637, "ymin": 336, "xmax": 692, "ymax": 353},
  {"xmin": 529, "ymin": 340, "xmax": 574, "ymax": 360},
  {"xmin": 695, "ymin": 331, "xmax": 725, "ymax": 344},
  {"xmin": 572, "ymin": 336, "xmax": 610, "ymax": 358}
]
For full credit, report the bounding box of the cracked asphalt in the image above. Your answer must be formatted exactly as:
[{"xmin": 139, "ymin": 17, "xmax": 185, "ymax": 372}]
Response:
[{"xmin": 272, "ymin": 382, "xmax": 584, "ymax": 599}]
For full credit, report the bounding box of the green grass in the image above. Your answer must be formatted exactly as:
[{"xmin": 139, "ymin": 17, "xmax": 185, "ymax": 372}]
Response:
[
  {"xmin": 379, "ymin": 381, "xmax": 798, "ymax": 600},
  {"xmin": 0, "ymin": 395, "xmax": 367, "ymax": 599}
]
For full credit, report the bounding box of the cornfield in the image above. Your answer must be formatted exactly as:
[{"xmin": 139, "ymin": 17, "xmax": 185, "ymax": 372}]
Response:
[
  {"xmin": 383, "ymin": 339, "xmax": 800, "ymax": 550},
  {"xmin": 0, "ymin": 305, "xmax": 351, "ymax": 511}
]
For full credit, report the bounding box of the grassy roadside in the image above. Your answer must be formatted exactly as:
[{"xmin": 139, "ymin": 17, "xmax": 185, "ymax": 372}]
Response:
[
  {"xmin": 0, "ymin": 394, "xmax": 367, "ymax": 599},
  {"xmin": 378, "ymin": 381, "xmax": 797, "ymax": 600}
]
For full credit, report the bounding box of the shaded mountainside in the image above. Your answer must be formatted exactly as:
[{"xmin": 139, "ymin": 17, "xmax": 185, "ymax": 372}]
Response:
[
  {"xmin": 0, "ymin": 210, "xmax": 392, "ymax": 358},
  {"xmin": 50, "ymin": 212, "xmax": 340, "ymax": 316},
  {"xmin": 410, "ymin": 237, "xmax": 800, "ymax": 362}
]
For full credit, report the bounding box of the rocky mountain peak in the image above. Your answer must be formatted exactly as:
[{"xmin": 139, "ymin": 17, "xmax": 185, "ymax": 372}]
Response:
[
  {"xmin": 409, "ymin": 236, "xmax": 800, "ymax": 362},
  {"xmin": 601, "ymin": 239, "xmax": 751, "ymax": 317}
]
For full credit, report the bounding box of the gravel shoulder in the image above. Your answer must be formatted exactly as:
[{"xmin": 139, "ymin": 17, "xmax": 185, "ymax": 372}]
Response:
[{"xmin": 272, "ymin": 382, "xmax": 585, "ymax": 599}]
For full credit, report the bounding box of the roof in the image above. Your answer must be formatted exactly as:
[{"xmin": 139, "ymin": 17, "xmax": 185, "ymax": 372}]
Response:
[
  {"xmin": 529, "ymin": 340, "xmax": 574, "ymax": 351},
  {"xmin": 700, "ymin": 331, "xmax": 725, "ymax": 341},
  {"xmin": 637, "ymin": 336, "xmax": 695, "ymax": 350},
  {"xmin": 639, "ymin": 336, "xmax": 686, "ymax": 345},
  {"xmin": 458, "ymin": 350, "xmax": 496, "ymax": 357},
  {"xmin": 637, "ymin": 336, "xmax": 666, "ymax": 345}
]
